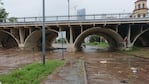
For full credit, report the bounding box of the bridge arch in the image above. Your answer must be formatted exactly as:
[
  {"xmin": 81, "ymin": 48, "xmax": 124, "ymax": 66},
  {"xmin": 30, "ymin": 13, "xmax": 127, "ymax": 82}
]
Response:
[
  {"xmin": 0, "ymin": 30, "xmax": 19, "ymax": 48},
  {"xmin": 24, "ymin": 29, "xmax": 58, "ymax": 51},
  {"xmin": 74, "ymin": 27, "xmax": 124, "ymax": 51},
  {"xmin": 132, "ymin": 28, "xmax": 149, "ymax": 47}
]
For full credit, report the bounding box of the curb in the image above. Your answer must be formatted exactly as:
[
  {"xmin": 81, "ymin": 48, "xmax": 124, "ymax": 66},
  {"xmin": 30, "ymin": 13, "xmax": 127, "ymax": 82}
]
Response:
[{"xmin": 80, "ymin": 60, "xmax": 88, "ymax": 84}]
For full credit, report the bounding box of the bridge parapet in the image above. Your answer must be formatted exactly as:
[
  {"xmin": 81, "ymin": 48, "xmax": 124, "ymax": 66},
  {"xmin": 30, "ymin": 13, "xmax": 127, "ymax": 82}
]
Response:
[{"xmin": 0, "ymin": 12, "xmax": 149, "ymax": 28}]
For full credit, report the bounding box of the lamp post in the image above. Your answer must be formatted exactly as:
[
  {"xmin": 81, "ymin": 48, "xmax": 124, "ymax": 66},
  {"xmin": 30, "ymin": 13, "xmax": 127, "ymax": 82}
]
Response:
[
  {"xmin": 68, "ymin": 0, "xmax": 70, "ymax": 20},
  {"xmin": 61, "ymin": 29, "xmax": 64, "ymax": 60},
  {"xmin": 42, "ymin": 0, "xmax": 46, "ymax": 65}
]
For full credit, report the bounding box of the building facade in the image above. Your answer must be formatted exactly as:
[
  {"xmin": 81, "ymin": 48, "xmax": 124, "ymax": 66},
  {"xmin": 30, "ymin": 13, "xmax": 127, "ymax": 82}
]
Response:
[
  {"xmin": 133, "ymin": 0, "xmax": 148, "ymax": 18},
  {"xmin": 77, "ymin": 8, "xmax": 86, "ymax": 20}
]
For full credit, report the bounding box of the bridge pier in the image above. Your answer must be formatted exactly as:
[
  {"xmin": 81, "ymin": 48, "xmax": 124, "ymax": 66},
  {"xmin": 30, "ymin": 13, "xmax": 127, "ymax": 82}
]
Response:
[
  {"xmin": 127, "ymin": 25, "xmax": 132, "ymax": 48},
  {"xmin": 69, "ymin": 27, "xmax": 73, "ymax": 44},
  {"xmin": 115, "ymin": 25, "xmax": 119, "ymax": 33},
  {"xmin": 67, "ymin": 43, "xmax": 76, "ymax": 52},
  {"xmin": 19, "ymin": 28, "xmax": 25, "ymax": 49},
  {"xmin": 122, "ymin": 25, "xmax": 133, "ymax": 50},
  {"xmin": 29, "ymin": 28, "xmax": 34, "ymax": 35},
  {"xmin": 66, "ymin": 27, "xmax": 76, "ymax": 52},
  {"xmin": 19, "ymin": 28, "xmax": 25, "ymax": 44}
]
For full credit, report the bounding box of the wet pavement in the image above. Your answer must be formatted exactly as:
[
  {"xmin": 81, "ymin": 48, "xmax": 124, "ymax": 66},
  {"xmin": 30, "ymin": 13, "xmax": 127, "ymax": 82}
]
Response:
[
  {"xmin": 43, "ymin": 60, "xmax": 86, "ymax": 84},
  {"xmin": 0, "ymin": 48, "xmax": 149, "ymax": 84}
]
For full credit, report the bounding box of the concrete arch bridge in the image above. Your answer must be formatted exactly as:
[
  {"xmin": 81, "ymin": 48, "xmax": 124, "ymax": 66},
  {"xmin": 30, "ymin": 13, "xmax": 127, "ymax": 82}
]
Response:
[{"xmin": 0, "ymin": 13, "xmax": 149, "ymax": 51}]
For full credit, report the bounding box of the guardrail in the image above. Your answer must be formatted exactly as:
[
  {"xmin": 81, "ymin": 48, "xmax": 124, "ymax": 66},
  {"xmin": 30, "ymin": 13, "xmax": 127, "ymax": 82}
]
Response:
[
  {"xmin": 0, "ymin": 12, "xmax": 149, "ymax": 24},
  {"xmin": 0, "ymin": 13, "xmax": 147, "ymax": 23}
]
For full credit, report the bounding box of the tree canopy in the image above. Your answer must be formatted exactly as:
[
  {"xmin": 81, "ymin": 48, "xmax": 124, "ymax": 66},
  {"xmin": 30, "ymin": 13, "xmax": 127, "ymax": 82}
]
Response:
[{"xmin": 0, "ymin": 0, "xmax": 8, "ymax": 22}]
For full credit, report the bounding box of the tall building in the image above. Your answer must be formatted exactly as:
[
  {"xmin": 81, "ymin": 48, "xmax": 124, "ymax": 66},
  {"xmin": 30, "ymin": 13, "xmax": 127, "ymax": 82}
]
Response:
[
  {"xmin": 133, "ymin": 0, "xmax": 148, "ymax": 18},
  {"xmin": 77, "ymin": 8, "xmax": 86, "ymax": 20}
]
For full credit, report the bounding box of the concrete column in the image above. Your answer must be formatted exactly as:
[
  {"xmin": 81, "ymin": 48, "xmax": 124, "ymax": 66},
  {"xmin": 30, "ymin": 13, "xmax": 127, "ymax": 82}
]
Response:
[
  {"xmin": 67, "ymin": 27, "xmax": 75, "ymax": 52},
  {"xmin": 29, "ymin": 28, "xmax": 33, "ymax": 35},
  {"xmin": 19, "ymin": 28, "xmax": 25, "ymax": 48},
  {"xmin": 81, "ymin": 25, "xmax": 83, "ymax": 33},
  {"xmin": 116, "ymin": 25, "xmax": 119, "ymax": 33},
  {"xmin": 69, "ymin": 27, "xmax": 73, "ymax": 44},
  {"xmin": 127, "ymin": 25, "xmax": 132, "ymax": 48}
]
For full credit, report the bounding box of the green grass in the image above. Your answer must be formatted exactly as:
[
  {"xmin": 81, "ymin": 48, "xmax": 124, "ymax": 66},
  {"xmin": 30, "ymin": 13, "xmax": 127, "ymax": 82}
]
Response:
[
  {"xmin": 85, "ymin": 42, "xmax": 109, "ymax": 48},
  {"xmin": 121, "ymin": 47, "xmax": 149, "ymax": 58},
  {"xmin": 0, "ymin": 60, "xmax": 64, "ymax": 84},
  {"xmin": 125, "ymin": 46, "xmax": 140, "ymax": 51}
]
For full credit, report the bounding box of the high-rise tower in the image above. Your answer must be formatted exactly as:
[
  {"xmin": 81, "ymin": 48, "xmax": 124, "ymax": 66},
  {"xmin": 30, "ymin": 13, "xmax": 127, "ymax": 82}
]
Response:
[{"xmin": 133, "ymin": 0, "xmax": 148, "ymax": 18}]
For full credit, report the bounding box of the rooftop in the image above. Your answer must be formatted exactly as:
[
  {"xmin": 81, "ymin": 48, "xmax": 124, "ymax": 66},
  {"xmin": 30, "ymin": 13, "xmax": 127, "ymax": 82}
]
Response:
[{"xmin": 135, "ymin": 0, "xmax": 147, "ymax": 3}]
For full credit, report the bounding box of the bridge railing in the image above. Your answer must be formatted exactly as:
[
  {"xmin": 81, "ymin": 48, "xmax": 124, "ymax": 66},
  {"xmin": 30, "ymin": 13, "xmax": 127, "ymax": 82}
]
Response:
[{"xmin": 0, "ymin": 12, "xmax": 149, "ymax": 23}]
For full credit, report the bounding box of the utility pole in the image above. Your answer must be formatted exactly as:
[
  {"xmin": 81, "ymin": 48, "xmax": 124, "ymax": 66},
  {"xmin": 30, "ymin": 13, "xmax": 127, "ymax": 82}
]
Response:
[
  {"xmin": 42, "ymin": 0, "xmax": 46, "ymax": 65},
  {"xmin": 68, "ymin": 0, "xmax": 70, "ymax": 20},
  {"xmin": 61, "ymin": 28, "xmax": 64, "ymax": 60}
]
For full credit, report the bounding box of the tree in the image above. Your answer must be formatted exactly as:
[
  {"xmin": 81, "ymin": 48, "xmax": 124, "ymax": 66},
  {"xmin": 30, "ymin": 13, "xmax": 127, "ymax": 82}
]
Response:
[
  {"xmin": 0, "ymin": 0, "xmax": 8, "ymax": 22},
  {"xmin": 56, "ymin": 38, "xmax": 66, "ymax": 43},
  {"xmin": 89, "ymin": 35, "xmax": 100, "ymax": 42},
  {"xmin": 0, "ymin": 0, "xmax": 3, "ymax": 5}
]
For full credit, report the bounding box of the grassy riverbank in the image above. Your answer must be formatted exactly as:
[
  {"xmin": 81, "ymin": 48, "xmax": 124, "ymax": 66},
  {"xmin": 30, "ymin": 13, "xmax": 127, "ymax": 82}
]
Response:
[
  {"xmin": 0, "ymin": 60, "xmax": 64, "ymax": 84},
  {"xmin": 85, "ymin": 42, "xmax": 109, "ymax": 48},
  {"xmin": 123, "ymin": 47, "xmax": 149, "ymax": 58}
]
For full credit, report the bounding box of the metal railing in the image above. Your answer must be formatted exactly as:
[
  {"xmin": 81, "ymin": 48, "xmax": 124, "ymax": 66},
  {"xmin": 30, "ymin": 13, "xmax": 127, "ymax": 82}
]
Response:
[{"xmin": 0, "ymin": 12, "xmax": 149, "ymax": 23}]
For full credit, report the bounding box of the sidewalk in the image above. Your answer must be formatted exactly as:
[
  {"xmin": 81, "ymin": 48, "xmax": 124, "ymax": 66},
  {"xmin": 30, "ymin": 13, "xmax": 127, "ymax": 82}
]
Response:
[{"xmin": 42, "ymin": 60, "xmax": 87, "ymax": 84}]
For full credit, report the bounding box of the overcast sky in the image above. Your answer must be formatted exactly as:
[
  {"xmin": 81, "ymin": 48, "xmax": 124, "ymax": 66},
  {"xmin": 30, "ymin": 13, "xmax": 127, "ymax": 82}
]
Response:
[{"xmin": 3, "ymin": 0, "xmax": 149, "ymax": 17}]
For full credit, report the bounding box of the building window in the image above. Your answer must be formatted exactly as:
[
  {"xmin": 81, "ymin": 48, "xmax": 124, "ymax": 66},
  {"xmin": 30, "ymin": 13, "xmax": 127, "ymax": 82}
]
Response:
[
  {"xmin": 138, "ymin": 4, "xmax": 141, "ymax": 9},
  {"xmin": 138, "ymin": 14, "xmax": 140, "ymax": 18},
  {"xmin": 143, "ymin": 14, "xmax": 146, "ymax": 17},
  {"xmin": 142, "ymin": 4, "xmax": 145, "ymax": 8}
]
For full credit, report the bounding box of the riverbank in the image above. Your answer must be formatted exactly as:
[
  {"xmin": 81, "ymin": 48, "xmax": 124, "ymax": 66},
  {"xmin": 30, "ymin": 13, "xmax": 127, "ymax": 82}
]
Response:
[
  {"xmin": 0, "ymin": 47, "xmax": 149, "ymax": 84},
  {"xmin": 122, "ymin": 47, "xmax": 149, "ymax": 59}
]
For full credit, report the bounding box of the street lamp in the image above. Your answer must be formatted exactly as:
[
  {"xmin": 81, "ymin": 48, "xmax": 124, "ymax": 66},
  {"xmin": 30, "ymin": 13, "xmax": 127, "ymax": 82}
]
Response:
[
  {"xmin": 61, "ymin": 29, "xmax": 64, "ymax": 60},
  {"xmin": 42, "ymin": 0, "xmax": 46, "ymax": 65},
  {"xmin": 68, "ymin": 0, "xmax": 70, "ymax": 20}
]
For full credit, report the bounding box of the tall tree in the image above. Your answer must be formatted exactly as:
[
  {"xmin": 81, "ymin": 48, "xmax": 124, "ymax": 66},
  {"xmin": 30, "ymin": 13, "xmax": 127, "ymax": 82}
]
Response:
[{"xmin": 0, "ymin": 0, "xmax": 8, "ymax": 22}]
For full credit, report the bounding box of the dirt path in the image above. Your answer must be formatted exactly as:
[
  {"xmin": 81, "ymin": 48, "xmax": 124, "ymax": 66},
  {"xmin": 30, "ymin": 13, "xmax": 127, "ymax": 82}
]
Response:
[{"xmin": 42, "ymin": 60, "xmax": 86, "ymax": 84}]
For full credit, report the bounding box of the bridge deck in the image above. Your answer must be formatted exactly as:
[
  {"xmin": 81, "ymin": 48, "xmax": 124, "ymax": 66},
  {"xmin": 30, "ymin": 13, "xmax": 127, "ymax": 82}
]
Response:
[{"xmin": 0, "ymin": 13, "xmax": 149, "ymax": 28}]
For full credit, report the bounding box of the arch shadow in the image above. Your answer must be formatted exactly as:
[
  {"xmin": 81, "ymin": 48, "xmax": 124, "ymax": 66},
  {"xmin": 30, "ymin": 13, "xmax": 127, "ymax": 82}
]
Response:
[
  {"xmin": 133, "ymin": 28, "xmax": 149, "ymax": 47},
  {"xmin": 0, "ymin": 30, "xmax": 19, "ymax": 48},
  {"xmin": 24, "ymin": 29, "xmax": 58, "ymax": 51}
]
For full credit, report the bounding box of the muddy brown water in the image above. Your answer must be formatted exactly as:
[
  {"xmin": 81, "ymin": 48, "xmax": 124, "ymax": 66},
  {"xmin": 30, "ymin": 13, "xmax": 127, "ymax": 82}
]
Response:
[{"xmin": 0, "ymin": 48, "xmax": 149, "ymax": 84}]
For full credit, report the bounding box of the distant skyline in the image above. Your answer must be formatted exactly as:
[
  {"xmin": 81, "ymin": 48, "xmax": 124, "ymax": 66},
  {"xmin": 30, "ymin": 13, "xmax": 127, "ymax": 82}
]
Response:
[{"xmin": 3, "ymin": 0, "xmax": 149, "ymax": 17}]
